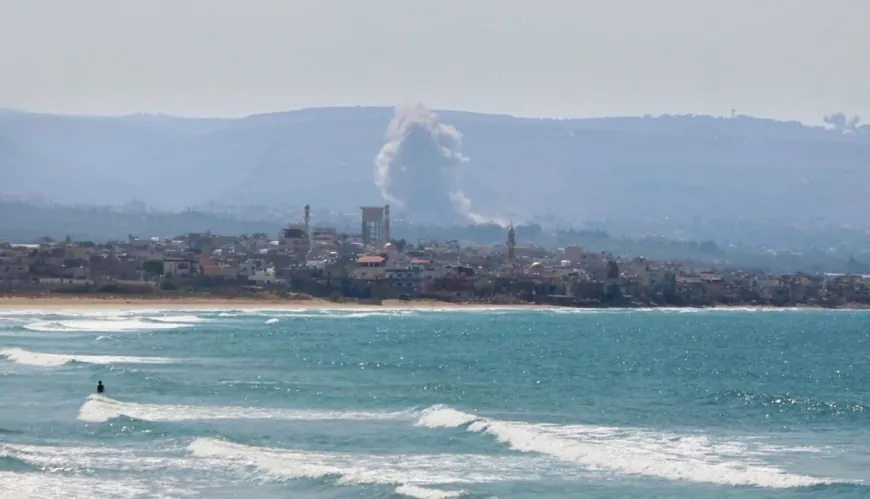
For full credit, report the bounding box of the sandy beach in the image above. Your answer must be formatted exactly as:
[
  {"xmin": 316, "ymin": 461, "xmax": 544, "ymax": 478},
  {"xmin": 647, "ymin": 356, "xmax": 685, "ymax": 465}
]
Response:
[
  {"xmin": 1, "ymin": 295, "xmax": 865, "ymax": 311},
  {"xmin": 0, "ymin": 296, "xmax": 539, "ymax": 311}
]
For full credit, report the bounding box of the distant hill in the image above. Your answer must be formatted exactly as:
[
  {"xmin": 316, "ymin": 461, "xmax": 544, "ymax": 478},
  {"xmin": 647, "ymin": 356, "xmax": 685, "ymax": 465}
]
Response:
[{"xmin": 1, "ymin": 106, "xmax": 868, "ymax": 233}]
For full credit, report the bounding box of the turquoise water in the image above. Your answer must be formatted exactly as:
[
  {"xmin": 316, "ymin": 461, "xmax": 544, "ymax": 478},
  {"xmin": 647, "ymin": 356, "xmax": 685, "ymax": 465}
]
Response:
[{"xmin": 1, "ymin": 307, "xmax": 869, "ymax": 498}]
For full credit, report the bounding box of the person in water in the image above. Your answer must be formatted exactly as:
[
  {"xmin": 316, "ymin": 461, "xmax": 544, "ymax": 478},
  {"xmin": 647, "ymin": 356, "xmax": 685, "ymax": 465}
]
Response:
[{"xmin": 97, "ymin": 381, "xmax": 105, "ymax": 393}]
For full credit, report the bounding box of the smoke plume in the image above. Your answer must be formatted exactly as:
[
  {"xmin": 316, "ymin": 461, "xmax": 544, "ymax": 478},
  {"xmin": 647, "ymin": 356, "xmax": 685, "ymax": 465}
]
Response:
[
  {"xmin": 375, "ymin": 103, "xmax": 489, "ymax": 224},
  {"xmin": 823, "ymin": 112, "xmax": 861, "ymax": 133}
]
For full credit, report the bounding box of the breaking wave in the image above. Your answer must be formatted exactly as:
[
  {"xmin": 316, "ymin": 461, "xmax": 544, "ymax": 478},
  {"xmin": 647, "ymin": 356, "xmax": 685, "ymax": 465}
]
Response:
[
  {"xmin": 22, "ymin": 319, "xmax": 191, "ymax": 333},
  {"xmin": 0, "ymin": 348, "xmax": 176, "ymax": 368},
  {"xmin": 414, "ymin": 405, "xmax": 845, "ymax": 489},
  {"xmin": 0, "ymin": 471, "xmax": 151, "ymax": 499},
  {"xmin": 0, "ymin": 442, "xmax": 221, "ymax": 499},
  {"xmin": 78, "ymin": 395, "xmax": 416, "ymax": 424},
  {"xmin": 145, "ymin": 315, "xmax": 207, "ymax": 323},
  {"xmin": 187, "ymin": 437, "xmax": 560, "ymax": 498},
  {"xmin": 72, "ymin": 395, "xmax": 857, "ymax": 490}
]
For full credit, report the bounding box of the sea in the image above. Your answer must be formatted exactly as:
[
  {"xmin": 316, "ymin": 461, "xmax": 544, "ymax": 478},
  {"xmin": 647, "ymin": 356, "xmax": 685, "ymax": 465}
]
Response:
[{"xmin": 1, "ymin": 306, "xmax": 869, "ymax": 499}]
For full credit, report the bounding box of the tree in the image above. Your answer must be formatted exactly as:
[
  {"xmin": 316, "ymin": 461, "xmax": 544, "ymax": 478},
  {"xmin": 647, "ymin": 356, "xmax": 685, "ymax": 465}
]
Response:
[{"xmin": 143, "ymin": 260, "xmax": 164, "ymax": 278}]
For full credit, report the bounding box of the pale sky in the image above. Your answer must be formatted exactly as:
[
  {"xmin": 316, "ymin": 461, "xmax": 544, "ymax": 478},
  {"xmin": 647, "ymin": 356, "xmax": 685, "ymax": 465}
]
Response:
[{"xmin": 2, "ymin": 0, "xmax": 868, "ymax": 123}]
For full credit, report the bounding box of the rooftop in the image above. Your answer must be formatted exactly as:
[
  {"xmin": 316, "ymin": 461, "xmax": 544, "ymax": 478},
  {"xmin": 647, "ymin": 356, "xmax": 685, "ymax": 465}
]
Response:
[{"xmin": 357, "ymin": 255, "xmax": 386, "ymax": 264}]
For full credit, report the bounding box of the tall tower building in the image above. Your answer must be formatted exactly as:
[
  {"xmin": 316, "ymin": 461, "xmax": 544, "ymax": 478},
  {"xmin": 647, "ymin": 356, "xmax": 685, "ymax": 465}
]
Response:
[
  {"xmin": 383, "ymin": 204, "xmax": 391, "ymax": 244},
  {"xmin": 361, "ymin": 206, "xmax": 388, "ymax": 248},
  {"xmin": 303, "ymin": 204, "xmax": 311, "ymax": 249},
  {"xmin": 507, "ymin": 223, "xmax": 516, "ymax": 263}
]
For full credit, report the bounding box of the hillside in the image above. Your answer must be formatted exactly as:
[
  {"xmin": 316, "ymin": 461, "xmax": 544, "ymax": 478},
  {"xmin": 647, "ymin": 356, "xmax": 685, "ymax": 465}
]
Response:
[{"xmin": 1, "ymin": 107, "xmax": 868, "ymax": 233}]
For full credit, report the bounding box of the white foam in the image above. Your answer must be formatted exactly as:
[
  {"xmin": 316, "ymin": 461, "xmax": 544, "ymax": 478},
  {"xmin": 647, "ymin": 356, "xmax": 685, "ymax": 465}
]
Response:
[
  {"xmin": 0, "ymin": 472, "xmax": 149, "ymax": 499},
  {"xmin": 2, "ymin": 439, "xmax": 547, "ymax": 497},
  {"xmin": 264, "ymin": 318, "xmax": 280, "ymax": 324},
  {"xmin": 78, "ymin": 394, "xmax": 414, "ymax": 423},
  {"xmin": 0, "ymin": 443, "xmax": 223, "ymax": 498},
  {"xmin": 394, "ymin": 484, "xmax": 466, "ymax": 499},
  {"xmin": 0, "ymin": 309, "xmax": 137, "ymax": 318},
  {"xmin": 146, "ymin": 314, "xmax": 207, "ymax": 323},
  {"xmin": 0, "ymin": 347, "xmax": 175, "ymax": 367},
  {"xmin": 22, "ymin": 319, "xmax": 191, "ymax": 332},
  {"xmin": 2, "ymin": 441, "xmax": 205, "ymax": 472},
  {"xmin": 417, "ymin": 405, "xmax": 480, "ymax": 428},
  {"xmin": 187, "ymin": 437, "xmax": 554, "ymax": 490},
  {"xmin": 269, "ymin": 311, "xmax": 414, "ymax": 319},
  {"xmin": 415, "ymin": 406, "xmax": 841, "ymax": 489}
]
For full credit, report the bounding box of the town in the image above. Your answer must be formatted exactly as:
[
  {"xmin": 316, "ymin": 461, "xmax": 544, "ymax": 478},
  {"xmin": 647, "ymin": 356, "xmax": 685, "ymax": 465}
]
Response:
[{"xmin": 1, "ymin": 204, "xmax": 869, "ymax": 308}]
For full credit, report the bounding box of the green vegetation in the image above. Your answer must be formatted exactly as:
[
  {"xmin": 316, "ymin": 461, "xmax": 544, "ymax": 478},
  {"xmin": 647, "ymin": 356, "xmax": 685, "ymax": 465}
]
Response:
[{"xmin": 142, "ymin": 260, "xmax": 164, "ymax": 279}]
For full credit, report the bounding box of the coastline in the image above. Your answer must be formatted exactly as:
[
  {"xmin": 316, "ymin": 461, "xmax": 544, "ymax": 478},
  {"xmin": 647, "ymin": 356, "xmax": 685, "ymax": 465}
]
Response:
[
  {"xmin": 0, "ymin": 294, "xmax": 868, "ymax": 311},
  {"xmin": 0, "ymin": 295, "xmax": 540, "ymax": 311}
]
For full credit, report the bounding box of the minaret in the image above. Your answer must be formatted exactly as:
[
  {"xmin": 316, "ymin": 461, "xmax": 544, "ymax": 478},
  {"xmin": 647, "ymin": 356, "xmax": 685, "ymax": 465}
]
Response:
[
  {"xmin": 303, "ymin": 204, "xmax": 311, "ymax": 251},
  {"xmin": 383, "ymin": 204, "xmax": 391, "ymax": 245},
  {"xmin": 507, "ymin": 222, "xmax": 516, "ymax": 263}
]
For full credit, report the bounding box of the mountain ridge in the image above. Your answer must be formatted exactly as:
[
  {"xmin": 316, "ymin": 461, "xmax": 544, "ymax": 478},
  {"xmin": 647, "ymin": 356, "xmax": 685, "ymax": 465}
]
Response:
[{"xmin": 1, "ymin": 106, "xmax": 867, "ymax": 231}]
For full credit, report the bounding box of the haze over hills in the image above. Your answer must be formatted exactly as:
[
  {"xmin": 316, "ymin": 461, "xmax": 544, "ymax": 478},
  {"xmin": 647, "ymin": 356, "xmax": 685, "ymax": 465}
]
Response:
[{"xmin": 1, "ymin": 105, "xmax": 869, "ymax": 234}]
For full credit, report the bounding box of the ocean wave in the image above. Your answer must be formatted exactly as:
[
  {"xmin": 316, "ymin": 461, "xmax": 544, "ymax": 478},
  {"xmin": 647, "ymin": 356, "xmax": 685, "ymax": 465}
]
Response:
[
  {"xmin": 145, "ymin": 314, "xmax": 208, "ymax": 323},
  {"xmin": 1, "ymin": 441, "xmax": 224, "ymax": 473},
  {"xmin": 541, "ymin": 306, "xmax": 851, "ymax": 315},
  {"xmin": 21, "ymin": 319, "xmax": 192, "ymax": 333},
  {"xmin": 0, "ymin": 309, "xmax": 137, "ymax": 318},
  {"xmin": 2, "ymin": 438, "xmax": 557, "ymax": 498},
  {"xmin": 0, "ymin": 347, "xmax": 176, "ymax": 367},
  {"xmin": 78, "ymin": 394, "xmax": 416, "ymax": 423},
  {"xmin": 0, "ymin": 455, "xmax": 38, "ymax": 473},
  {"xmin": 393, "ymin": 485, "xmax": 465, "ymax": 499},
  {"xmin": 414, "ymin": 405, "xmax": 847, "ymax": 489},
  {"xmin": 263, "ymin": 310, "xmax": 418, "ymax": 319},
  {"xmin": 187, "ymin": 437, "xmax": 563, "ymax": 498},
  {"xmin": 0, "ymin": 472, "xmax": 151, "ymax": 499},
  {"xmin": 0, "ymin": 441, "xmax": 236, "ymax": 498}
]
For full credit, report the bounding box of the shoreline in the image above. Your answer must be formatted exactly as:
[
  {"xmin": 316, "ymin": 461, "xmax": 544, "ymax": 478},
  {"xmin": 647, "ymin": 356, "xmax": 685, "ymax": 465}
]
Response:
[
  {"xmin": 0, "ymin": 296, "xmax": 540, "ymax": 311},
  {"xmin": 0, "ymin": 295, "xmax": 868, "ymax": 311}
]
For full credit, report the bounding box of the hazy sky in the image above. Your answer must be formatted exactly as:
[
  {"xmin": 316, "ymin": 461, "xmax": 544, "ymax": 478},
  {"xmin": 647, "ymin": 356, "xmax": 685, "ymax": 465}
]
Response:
[{"xmin": 2, "ymin": 0, "xmax": 868, "ymax": 123}]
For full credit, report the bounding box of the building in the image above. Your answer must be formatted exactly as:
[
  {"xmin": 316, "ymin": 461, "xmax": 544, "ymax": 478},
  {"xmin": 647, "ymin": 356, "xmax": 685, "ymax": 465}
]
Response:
[
  {"xmin": 360, "ymin": 205, "xmax": 390, "ymax": 247},
  {"xmin": 563, "ymin": 246, "xmax": 583, "ymax": 265},
  {"xmin": 351, "ymin": 255, "xmax": 387, "ymax": 279},
  {"xmin": 384, "ymin": 267, "xmax": 421, "ymax": 293},
  {"xmin": 280, "ymin": 223, "xmax": 311, "ymax": 255},
  {"xmin": 507, "ymin": 223, "xmax": 516, "ymax": 263},
  {"xmin": 238, "ymin": 260, "xmax": 263, "ymax": 277},
  {"xmin": 249, "ymin": 267, "xmax": 284, "ymax": 285},
  {"xmin": 0, "ymin": 262, "xmax": 30, "ymax": 280},
  {"xmin": 163, "ymin": 257, "xmax": 197, "ymax": 278},
  {"xmin": 201, "ymin": 265, "xmax": 237, "ymax": 280}
]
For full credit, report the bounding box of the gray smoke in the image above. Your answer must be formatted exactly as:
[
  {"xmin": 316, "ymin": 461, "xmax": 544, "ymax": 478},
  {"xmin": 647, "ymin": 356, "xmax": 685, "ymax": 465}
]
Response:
[
  {"xmin": 374, "ymin": 103, "xmax": 489, "ymax": 224},
  {"xmin": 823, "ymin": 112, "xmax": 861, "ymax": 133}
]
